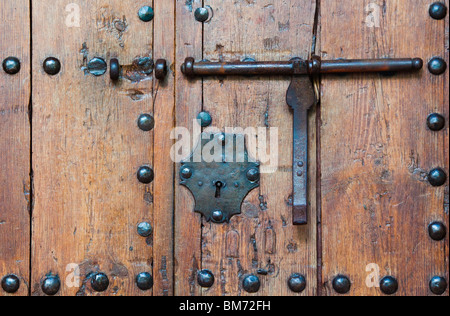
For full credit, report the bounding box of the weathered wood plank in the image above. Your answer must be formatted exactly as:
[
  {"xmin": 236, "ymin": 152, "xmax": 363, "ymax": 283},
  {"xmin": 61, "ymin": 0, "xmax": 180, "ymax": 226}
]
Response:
[
  {"xmin": 320, "ymin": 0, "xmax": 448, "ymax": 296},
  {"xmin": 201, "ymin": 0, "xmax": 317, "ymax": 296},
  {"xmin": 174, "ymin": 0, "xmax": 203, "ymax": 296},
  {"xmin": 31, "ymin": 0, "xmax": 155, "ymax": 296},
  {"xmin": 153, "ymin": 0, "xmax": 175, "ymax": 296},
  {"xmin": 0, "ymin": 0, "xmax": 31, "ymax": 297}
]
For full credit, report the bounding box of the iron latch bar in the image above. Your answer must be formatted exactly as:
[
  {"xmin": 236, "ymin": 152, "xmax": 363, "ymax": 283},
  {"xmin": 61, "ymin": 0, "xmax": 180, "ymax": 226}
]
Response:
[{"xmin": 181, "ymin": 56, "xmax": 423, "ymax": 225}]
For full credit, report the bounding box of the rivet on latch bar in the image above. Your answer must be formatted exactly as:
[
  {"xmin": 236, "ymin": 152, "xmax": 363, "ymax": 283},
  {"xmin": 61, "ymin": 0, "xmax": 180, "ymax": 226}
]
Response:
[{"xmin": 110, "ymin": 58, "xmax": 168, "ymax": 81}]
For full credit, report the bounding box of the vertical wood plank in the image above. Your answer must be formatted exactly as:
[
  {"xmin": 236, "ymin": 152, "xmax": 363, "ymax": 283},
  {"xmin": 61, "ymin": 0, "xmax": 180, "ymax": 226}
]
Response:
[
  {"xmin": 32, "ymin": 0, "xmax": 155, "ymax": 296},
  {"xmin": 0, "ymin": 0, "xmax": 31, "ymax": 297},
  {"xmin": 153, "ymin": 0, "xmax": 175, "ymax": 296},
  {"xmin": 320, "ymin": 0, "xmax": 448, "ymax": 296},
  {"xmin": 201, "ymin": 0, "xmax": 317, "ymax": 296},
  {"xmin": 174, "ymin": 0, "xmax": 203, "ymax": 296}
]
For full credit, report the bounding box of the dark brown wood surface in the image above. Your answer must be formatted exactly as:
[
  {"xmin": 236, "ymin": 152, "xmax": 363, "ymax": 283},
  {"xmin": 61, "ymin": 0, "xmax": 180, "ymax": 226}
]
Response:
[
  {"xmin": 320, "ymin": 0, "xmax": 449, "ymax": 296},
  {"xmin": 0, "ymin": 0, "xmax": 31, "ymax": 297}
]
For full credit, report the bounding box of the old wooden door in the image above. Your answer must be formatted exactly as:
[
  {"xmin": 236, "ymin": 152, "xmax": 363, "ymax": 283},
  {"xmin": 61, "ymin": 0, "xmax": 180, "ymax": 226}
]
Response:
[{"xmin": 1, "ymin": 0, "xmax": 448, "ymax": 296}]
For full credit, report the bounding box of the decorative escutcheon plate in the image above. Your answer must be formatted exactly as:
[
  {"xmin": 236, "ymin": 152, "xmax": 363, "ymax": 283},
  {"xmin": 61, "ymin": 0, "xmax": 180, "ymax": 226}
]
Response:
[{"xmin": 180, "ymin": 133, "xmax": 260, "ymax": 223}]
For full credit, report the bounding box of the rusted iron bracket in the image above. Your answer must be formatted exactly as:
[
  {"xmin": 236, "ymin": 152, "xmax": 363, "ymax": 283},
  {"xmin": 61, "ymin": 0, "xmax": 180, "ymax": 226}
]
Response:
[
  {"xmin": 180, "ymin": 133, "xmax": 260, "ymax": 223},
  {"xmin": 181, "ymin": 56, "xmax": 423, "ymax": 225}
]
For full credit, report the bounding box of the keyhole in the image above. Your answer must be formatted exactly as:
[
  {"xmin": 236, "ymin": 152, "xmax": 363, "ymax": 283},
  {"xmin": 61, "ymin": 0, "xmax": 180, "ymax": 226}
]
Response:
[{"xmin": 215, "ymin": 181, "xmax": 224, "ymax": 198}]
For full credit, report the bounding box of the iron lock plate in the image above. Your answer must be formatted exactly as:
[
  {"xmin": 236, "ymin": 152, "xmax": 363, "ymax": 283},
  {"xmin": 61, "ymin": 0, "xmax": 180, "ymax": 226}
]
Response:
[{"xmin": 180, "ymin": 133, "xmax": 260, "ymax": 223}]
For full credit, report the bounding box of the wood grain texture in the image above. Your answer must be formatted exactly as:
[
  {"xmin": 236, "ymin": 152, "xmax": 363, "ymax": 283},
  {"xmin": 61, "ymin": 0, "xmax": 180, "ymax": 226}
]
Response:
[
  {"xmin": 174, "ymin": 0, "xmax": 203, "ymax": 296},
  {"xmin": 320, "ymin": 0, "xmax": 449, "ymax": 296},
  {"xmin": 31, "ymin": 0, "xmax": 155, "ymax": 296},
  {"xmin": 200, "ymin": 0, "xmax": 317, "ymax": 296},
  {"xmin": 0, "ymin": 0, "xmax": 31, "ymax": 297},
  {"xmin": 153, "ymin": 0, "xmax": 175, "ymax": 296}
]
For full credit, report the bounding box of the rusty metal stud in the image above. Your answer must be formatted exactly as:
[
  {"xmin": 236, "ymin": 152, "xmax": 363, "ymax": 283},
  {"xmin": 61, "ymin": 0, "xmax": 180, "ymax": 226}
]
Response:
[
  {"xmin": 43, "ymin": 57, "xmax": 61, "ymax": 76},
  {"xmin": 110, "ymin": 58, "xmax": 120, "ymax": 81},
  {"xmin": 138, "ymin": 114, "xmax": 155, "ymax": 132},
  {"xmin": 138, "ymin": 6, "xmax": 154, "ymax": 22},
  {"xmin": 197, "ymin": 111, "xmax": 212, "ymax": 127},
  {"xmin": 429, "ymin": 222, "xmax": 447, "ymax": 241},
  {"xmin": 137, "ymin": 222, "xmax": 153, "ymax": 237},
  {"xmin": 428, "ymin": 168, "xmax": 447, "ymax": 187},
  {"xmin": 288, "ymin": 274, "xmax": 306, "ymax": 293},
  {"xmin": 246, "ymin": 168, "xmax": 260, "ymax": 182},
  {"xmin": 180, "ymin": 167, "xmax": 193, "ymax": 180},
  {"xmin": 430, "ymin": 276, "xmax": 447, "ymax": 295},
  {"xmin": 137, "ymin": 166, "xmax": 154, "ymax": 184},
  {"xmin": 195, "ymin": 7, "xmax": 209, "ymax": 22},
  {"xmin": 136, "ymin": 272, "xmax": 153, "ymax": 291},
  {"xmin": 41, "ymin": 275, "xmax": 61, "ymax": 296},
  {"xmin": 332, "ymin": 275, "xmax": 351, "ymax": 294},
  {"xmin": 91, "ymin": 273, "xmax": 109, "ymax": 292},
  {"xmin": 242, "ymin": 275, "xmax": 261, "ymax": 293},
  {"xmin": 197, "ymin": 270, "xmax": 215, "ymax": 288},
  {"xmin": 427, "ymin": 113, "xmax": 446, "ymax": 131},
  {"xmin": 1, "ymin": 275, "xmax": 20, "ymax": 294},
  {"xmin": 380, "ymin": 276, "xmax": 398, "ymax": 295},
  {"xmin": 428, "ymin": 57, "xmax": 447, "ymax": 75},
  {"xmin": 88, "ymin": 57, "xmax": 107, "ymax": 77},
  {"xmin": 155, "ymin": 59, "xmax": 168, "ymax": 80},
  {"xmin": 429, "ymin": 2, "xmax": 448, "ymax": 20},
  {"xmin": 2, "ymin": 57, "xmax": 21, "ymax": 75}
]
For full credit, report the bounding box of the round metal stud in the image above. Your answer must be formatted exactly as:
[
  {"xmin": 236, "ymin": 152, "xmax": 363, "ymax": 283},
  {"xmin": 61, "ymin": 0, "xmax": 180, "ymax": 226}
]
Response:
[
  {"xmin": 212, "ymin": 210, "xmax": 224, "ymax": 222},
  {"xmin": 380, "ymin": 276, "xmax": 398, "ymax": 295},
  {"xmin": 428, "ymin": 222, "xmax": 447, "ymax": 241},
  {"xmin": 427, "ymin": 113, "xmax": 446, "ymax": 132},
  {"xmin": 91, "ymin": 273, "xmax": 109, "ymax": 292},
  {"xmin": 430, "ymin": 276, "xmax": 447, "ymax": 295},
  {"xmin": 136, "ymin": 272, "xmax": 153, "ymax": 291},
  {"xmin": 332, "ymin": 275, "xmax": 351, "ymax": 294},
  {"xmin": 1, "ymin": 275, "xmax": 20, "ymax": 294},
  {"xmin": 429, "ymin": 2, "xmax": 447, "ymax": 20},
  {"xmin": 41, "ymin": 275, "xmax": 61, "ymax": 296},
  {"xmin": 197, "ymin": 112, "xmax": 212, "ymax": 127},
  {"xmin": 2, "ymin": 57, "xmax": 21, "ymax": 75},
  {"xmin": 242, "ymin": 274, "xmax": 261, "ymax": 293},
  {"xmin": 110, "ymin": 58, "xmax": 120, "ymax": 81},
  {"xmin": 180, "ymin": 167, "xmax": 193, "ymax": 179},
  {"xmin": 138, "ymin": 6, "xmax": 154, "ymax": 22},
  {"xmin": 195, "ymin": 8, "xmax": 210, "ymax": 22},
  {"xmin": 137, "ymin": 166, "xmax": 154, "ymax": 184},
  {"xmin": 197, "ymin": 270, "xmax": 215, "ymax": 288},
  {"xmin": 288, "ymin": 274, "xmax": 306, "ymax": 293},
  {"xmin": 87, "ymin": 57, "xmax": 107, "ymax": 77},
  {"xmin": 155, "ymin": 59, "xmax": 168, "ymax": 80},
  {"xmin": 428, "ymin": 57, "xmax": 447, "ymax": 76},
  {"xmin": 428, "ymin": 168, "xmax": 447, "ymax": 187},
  {"xmin": 43, "ymin": 57, "xmax": 61, "ymax": 76},
  {"xmin": 137, "ymin": 222, "xmax": 153, "ymax": 238},
  {"xmin": 246, "ymin": 168, "xmax": 260, "ymax": 182},
  {"xmin": 137, "ymin": 114, "xmax": 155, "ymax": 132}
]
